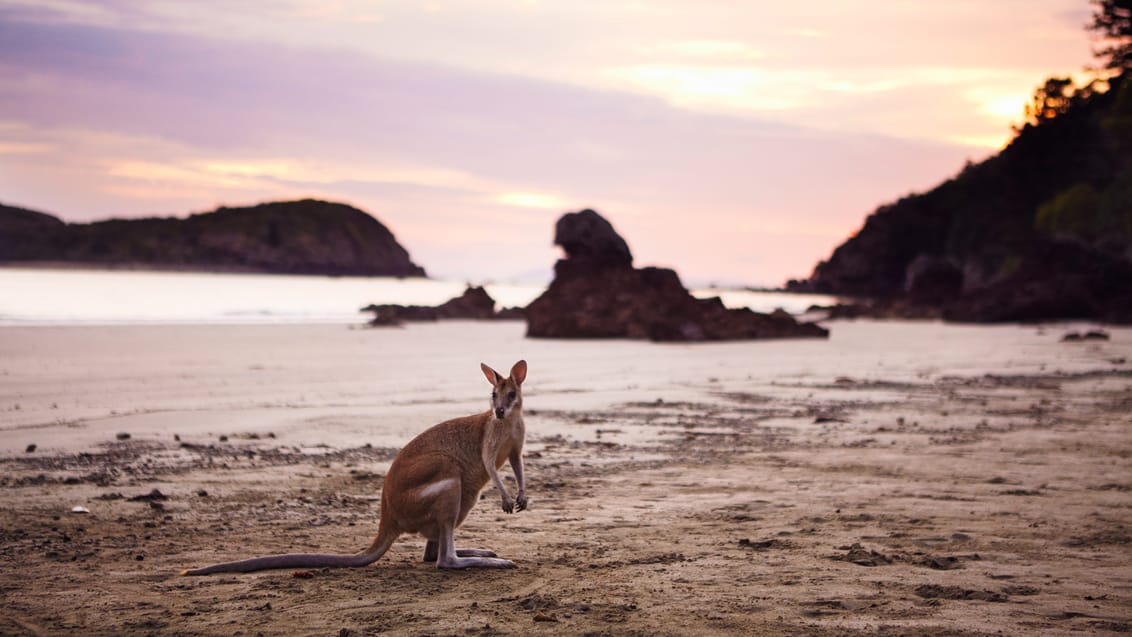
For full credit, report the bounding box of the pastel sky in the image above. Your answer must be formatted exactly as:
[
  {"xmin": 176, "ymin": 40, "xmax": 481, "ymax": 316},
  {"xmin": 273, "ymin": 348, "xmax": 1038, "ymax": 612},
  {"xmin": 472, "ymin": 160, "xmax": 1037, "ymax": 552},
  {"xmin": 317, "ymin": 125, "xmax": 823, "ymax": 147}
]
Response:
[{"xmin": 0, "ymin": 1, "xmax": 1097, "ymax": 285}]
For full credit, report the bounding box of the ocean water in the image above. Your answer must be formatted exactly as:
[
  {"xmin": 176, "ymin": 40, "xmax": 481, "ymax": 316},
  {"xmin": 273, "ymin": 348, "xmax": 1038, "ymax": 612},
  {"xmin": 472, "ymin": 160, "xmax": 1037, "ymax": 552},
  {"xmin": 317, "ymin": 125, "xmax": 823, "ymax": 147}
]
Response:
[{"xmin": 0, "ymin": 268, "xmax": 839, "ymax": 325}]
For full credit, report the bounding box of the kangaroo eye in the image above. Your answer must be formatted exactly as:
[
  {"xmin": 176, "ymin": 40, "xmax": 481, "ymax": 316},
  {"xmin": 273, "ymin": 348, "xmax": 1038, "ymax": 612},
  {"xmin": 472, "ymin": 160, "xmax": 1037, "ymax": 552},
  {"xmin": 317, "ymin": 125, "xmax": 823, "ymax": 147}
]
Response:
[
  {"xmin": 492, "ymin": 391, "xmax": 497, "ymax": 400},
  {"xmin": 508, "ymin": 391, "xmax": 516, "ymax": 400}
]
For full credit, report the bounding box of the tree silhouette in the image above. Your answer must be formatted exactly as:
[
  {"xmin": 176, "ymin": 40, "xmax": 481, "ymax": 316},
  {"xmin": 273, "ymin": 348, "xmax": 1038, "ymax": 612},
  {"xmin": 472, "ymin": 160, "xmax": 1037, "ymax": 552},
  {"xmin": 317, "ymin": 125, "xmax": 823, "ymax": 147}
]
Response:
[
  {"xmin": 1090, "ymin": 0, "xmax": 1132, "ymax": 71},
  {"xmin": 1017, "ymin": 0, "xmax": 1129, "ymax": 131},
  {"xmin": 1024, "ymin": 77, "xmax": 1076, "ymax": 125}
]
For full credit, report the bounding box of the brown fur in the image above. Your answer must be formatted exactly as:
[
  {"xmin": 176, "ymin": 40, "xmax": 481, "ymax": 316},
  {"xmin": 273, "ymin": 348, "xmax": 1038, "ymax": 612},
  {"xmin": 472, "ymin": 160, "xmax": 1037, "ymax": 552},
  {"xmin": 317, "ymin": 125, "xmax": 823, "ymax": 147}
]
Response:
[{"xmin": 180, "ymin": 360, "xmax": 528, "ymax": 575}]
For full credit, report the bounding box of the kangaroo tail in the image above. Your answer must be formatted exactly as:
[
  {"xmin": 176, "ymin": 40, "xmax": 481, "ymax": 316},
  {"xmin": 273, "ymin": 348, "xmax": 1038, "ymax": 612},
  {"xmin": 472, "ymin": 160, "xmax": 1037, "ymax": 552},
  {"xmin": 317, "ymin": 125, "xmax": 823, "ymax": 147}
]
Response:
[{"xmin": 180, "ymin": 525, "xmax": 399, "ymax": 576}]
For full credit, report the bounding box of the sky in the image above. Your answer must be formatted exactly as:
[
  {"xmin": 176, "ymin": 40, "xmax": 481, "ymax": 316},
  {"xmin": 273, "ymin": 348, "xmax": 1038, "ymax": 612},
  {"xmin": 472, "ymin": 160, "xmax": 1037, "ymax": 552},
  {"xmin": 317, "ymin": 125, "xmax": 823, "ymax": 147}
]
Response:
[{"xmin": 0, "ymin": 1, "xmax": 1099, "ymax": 286}]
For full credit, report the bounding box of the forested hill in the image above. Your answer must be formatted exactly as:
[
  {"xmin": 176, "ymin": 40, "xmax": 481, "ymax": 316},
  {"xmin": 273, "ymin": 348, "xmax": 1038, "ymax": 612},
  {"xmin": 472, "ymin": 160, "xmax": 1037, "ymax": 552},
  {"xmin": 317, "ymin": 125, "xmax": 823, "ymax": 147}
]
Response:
[
  {"xmin": 0, "ymin": 199, "xmax": 427, "ymax": 277},
  {"xmin": 791, "ymin": 72, "xmax": 1132, "ymax": 323}
]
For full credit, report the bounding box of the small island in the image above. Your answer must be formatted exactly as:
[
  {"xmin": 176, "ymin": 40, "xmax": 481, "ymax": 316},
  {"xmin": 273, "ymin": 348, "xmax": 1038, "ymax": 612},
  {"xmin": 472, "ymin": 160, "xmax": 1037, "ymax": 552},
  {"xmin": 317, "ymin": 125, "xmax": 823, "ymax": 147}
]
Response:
[{"xmin": 0, "ymin": 199, "xmax": 426, "ymax": 278}]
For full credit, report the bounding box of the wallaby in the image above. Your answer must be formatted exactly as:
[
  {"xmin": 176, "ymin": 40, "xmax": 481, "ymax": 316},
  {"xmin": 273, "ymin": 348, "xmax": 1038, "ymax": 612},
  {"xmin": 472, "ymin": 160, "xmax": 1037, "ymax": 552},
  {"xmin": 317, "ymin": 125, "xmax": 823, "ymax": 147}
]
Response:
[{"xmin": 181, "ymin": 360, "xmax": 529, "ymax": 574}]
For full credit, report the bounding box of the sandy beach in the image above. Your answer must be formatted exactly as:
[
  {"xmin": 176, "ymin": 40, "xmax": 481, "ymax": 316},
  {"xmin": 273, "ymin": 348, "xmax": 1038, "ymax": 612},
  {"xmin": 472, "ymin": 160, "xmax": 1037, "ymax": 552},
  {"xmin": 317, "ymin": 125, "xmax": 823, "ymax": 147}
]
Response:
[{"xmin": 1, "ymin": 320, "xmax": 1130, "ymax": 636}]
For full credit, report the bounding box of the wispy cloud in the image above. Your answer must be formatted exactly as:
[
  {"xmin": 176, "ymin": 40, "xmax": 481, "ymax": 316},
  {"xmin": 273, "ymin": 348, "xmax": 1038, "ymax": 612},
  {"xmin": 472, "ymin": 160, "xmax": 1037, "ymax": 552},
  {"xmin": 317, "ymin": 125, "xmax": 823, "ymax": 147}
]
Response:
[{"xmin": 0, "ymin": 1, "xmax": 1095, "ymax": 284}]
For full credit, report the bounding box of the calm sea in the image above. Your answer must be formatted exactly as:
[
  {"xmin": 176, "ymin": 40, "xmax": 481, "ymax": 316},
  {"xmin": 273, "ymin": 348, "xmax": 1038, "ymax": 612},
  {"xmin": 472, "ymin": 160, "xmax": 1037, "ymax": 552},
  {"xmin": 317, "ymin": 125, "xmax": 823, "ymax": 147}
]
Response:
[{"xmin": 0, "ymin": 268, "xmax": 838, "ymax": 325}]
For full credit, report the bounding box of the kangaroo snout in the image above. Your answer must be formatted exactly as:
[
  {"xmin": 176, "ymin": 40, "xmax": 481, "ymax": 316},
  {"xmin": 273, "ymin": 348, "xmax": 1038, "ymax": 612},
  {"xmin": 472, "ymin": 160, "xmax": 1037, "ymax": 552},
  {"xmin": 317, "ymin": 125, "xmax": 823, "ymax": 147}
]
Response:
[{"xmin": 495, "ymin": 407, "xmax": 506, "ymax": 419}]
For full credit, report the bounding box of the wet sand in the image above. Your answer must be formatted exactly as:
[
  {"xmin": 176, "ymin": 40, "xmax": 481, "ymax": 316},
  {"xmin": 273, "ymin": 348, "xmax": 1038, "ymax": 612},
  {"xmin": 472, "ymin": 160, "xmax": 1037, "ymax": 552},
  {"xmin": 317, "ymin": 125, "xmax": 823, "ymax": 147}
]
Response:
[{"xmin": 1, "ymin": 321, "xmax": 1129, "ymax": 635}]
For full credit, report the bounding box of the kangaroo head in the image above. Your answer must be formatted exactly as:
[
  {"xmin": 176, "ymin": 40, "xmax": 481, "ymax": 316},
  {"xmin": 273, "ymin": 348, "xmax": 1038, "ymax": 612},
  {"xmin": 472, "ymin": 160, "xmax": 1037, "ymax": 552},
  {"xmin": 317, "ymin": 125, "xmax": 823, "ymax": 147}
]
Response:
[{"xmin": 481, "ymin": 360, "xmax": 527, "ymax": 420}]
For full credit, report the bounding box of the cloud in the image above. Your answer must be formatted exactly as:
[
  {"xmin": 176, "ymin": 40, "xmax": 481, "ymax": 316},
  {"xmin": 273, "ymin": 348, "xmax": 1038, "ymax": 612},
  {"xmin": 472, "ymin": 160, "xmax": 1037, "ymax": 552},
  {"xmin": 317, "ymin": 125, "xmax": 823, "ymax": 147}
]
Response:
[
  {"xmin": 634, "ymin": 39, "xmax": 767, "ymax": 63},
  {"xmin": 0, "ymin": 10, "xmax": 994, "ymax": 284},
  {"xmin": 606, "ymin": 65, "xmax": 812, "ymax": 111},
  {"xmin": 495, "ymin": 192, "xmax": 568, "ymax": 209}
]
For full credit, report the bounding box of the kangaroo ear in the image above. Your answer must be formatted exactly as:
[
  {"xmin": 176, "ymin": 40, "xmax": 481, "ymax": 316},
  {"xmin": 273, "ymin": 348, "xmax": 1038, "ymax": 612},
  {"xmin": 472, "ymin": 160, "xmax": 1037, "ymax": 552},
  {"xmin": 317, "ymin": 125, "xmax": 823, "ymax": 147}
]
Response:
[
  {"xmin": 509, "ymin": 360, "xmax": 527, "ymax": 385},
  {"xmin": 481, "ymin": 363, "xmax": 503, "ymax": 385}
]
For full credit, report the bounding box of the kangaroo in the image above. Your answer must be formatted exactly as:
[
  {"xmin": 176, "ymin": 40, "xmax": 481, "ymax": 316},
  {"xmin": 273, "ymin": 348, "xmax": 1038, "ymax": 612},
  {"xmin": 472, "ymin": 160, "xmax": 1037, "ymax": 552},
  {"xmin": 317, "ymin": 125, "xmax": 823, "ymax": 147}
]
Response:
[{"xmin": 181, "ymin": 360, "xmax": 529, "ymax": 575}]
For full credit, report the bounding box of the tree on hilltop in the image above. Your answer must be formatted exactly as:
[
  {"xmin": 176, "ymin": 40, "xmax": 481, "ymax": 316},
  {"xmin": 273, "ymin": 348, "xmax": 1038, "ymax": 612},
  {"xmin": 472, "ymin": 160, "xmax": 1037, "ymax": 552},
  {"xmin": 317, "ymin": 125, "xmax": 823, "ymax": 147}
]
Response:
[
  {"xmin": 1024, "ymin": 77, "xmax": 1077, "ymax": 125},
  {"xmin": 1018, "ymin": 1, "xmax": 1128, "ymax": 130},
  {"xmin": 1090, "ymin": 0, "xmax": 1132, "ymax": 72}
]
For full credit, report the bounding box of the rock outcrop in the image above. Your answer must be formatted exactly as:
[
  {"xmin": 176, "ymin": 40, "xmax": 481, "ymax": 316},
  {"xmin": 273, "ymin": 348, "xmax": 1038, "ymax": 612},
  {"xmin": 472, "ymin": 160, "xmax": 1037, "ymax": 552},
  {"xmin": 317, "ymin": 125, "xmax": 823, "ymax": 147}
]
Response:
[
  {"xmin": 940, "ymin": 240, "xmax": 1132, "ymax": 323},
  {"xmin": 552, "ymin": 209, "xmax": 634, "ymax": 268},
  {"xmin": 525, "ymin": 210, "xmax": 828, "ymax": 341},
  {"xmin": 0, "ymin": 199, "xmax": 426, "ymax": 277},
  {"xmin": 361, "ymin": 286, "xmax": 522, "ymax": 326}
]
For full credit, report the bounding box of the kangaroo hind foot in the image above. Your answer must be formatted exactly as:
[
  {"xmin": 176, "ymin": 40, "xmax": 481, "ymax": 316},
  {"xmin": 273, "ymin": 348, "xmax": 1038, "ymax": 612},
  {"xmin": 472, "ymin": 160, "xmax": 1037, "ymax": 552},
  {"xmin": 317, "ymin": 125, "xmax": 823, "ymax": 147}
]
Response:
[
  {"xmin": 433, "ymin": 530, "xmax": 515, "ymax": 569},
  {"xmin": 422, "ymin": 540, "xmax": 497, "ymax": 562}
]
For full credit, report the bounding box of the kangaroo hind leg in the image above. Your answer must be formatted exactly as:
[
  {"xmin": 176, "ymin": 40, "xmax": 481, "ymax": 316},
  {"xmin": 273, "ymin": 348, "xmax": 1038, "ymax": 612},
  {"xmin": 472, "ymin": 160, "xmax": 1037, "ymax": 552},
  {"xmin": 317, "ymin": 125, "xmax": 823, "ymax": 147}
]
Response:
[
  {"xmin": 435, "ymin": 524, "xmax": 515, "ymax": 569},
  {"xmin": 414, "ymin": 476, "xmax": 502, "ymax": 564},
  {"xmin": 430, "ymin": 486, "xmax": 515, "ymax": 570},
  {"xmin": 425, "ymin": 498, "xmax": 511, "ymax": 568},
  {"xmin": 422, "ymin": 540, "xmax": 497, "ymax": 562}
]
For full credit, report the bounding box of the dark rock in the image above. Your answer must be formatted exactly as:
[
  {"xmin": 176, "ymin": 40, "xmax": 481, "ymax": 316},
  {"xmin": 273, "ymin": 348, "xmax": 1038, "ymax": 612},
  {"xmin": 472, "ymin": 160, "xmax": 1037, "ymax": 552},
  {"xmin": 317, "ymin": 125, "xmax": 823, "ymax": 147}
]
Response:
[
  {"xmin": 942, "ymin": 240, "xmax": 1132, "ymax": 323},
  {"xmin": 1062, "ymin": 330, "xmax": 1110, "ymax": 342},
  {"xmin": 554, "ymin": 209, "xmax": 633, "ymax": 268},
  {"xmin": 494, "ymin": 306, "xmax": 526, "ymax": 320},
  {"xmin": 914, "ymin": 584, "xmax": 1007, "ymax": 602},
  {"xmin": 129, "ymin": 489, "xmax": 168, "ymax": 501},
  {"xmin": 904, "ymin": 254, "xmax": 963, "ymax": 303},
  {"xmin": 824, "ymin": 303, "xmax": 871, "ymax": 320},
  {"xmin": 831, "ymin": 542, "xmax": 892, "ymax": 567},
  {"xmin": 944, "ymin": 277, "xmax": 1093, "ymax": 323},
  {"xmin": 816, "ymin": 299, "xmax": 941, "ymax": 321},
  {"xmin": 361, "ymin": 286, "xmax": 519, "ymax": 326},
  {"xmin": 738, "ymin": 538, "xmax": 785, "ymax": 550},
  {"xmin": 435, "ymin": 285, "xmax": 497, "ymax": 319},
  {"xmin": 526, "ymin": 210, "xmax": 828, "ymax": 342},
  {"xmin": 0, "ymin": 199, "xmax": 426, "ymax": 277},
  {"xmin": 808, "ymin": 237, "xmax": 1132, "ymax": 324},
  {"xmin": 360, "ymin": 303, "xmax": 438, "ymax": 324}
]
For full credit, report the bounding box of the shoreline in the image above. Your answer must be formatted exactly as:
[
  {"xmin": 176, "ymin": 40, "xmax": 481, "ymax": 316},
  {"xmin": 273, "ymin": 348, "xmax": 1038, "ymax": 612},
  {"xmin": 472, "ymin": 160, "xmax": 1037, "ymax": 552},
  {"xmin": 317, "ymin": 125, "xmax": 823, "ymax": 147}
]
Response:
[
  {"xmin": 2, "ymin": 320, "xmax": 1125, "ymax": 457},
  {"xmin": 0, "ymin": 267, "xmax": 845, "ymax": 330}
]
